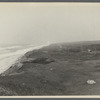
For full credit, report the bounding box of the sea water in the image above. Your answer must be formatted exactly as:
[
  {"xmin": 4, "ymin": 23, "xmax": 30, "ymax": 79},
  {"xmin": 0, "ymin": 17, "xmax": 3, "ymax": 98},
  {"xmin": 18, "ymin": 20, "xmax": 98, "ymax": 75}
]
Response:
[{"xmin": 0, "ymin": 43, "xmax": 50, "ymax": 74}]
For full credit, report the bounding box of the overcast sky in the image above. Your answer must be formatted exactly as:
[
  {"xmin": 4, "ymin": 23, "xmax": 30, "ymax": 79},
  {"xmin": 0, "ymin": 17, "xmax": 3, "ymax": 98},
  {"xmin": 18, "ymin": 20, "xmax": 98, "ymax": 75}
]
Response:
[{"xmin": 0, "ymin": 3, "xmax": 100, "ymax": 46}]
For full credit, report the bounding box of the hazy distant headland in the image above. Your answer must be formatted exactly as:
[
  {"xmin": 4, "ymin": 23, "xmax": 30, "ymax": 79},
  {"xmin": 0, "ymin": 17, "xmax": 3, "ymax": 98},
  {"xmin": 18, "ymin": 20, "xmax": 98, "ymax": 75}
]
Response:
[{"xmin": 0, "ymin": 41, "xmax": 100, "ymax": 95}]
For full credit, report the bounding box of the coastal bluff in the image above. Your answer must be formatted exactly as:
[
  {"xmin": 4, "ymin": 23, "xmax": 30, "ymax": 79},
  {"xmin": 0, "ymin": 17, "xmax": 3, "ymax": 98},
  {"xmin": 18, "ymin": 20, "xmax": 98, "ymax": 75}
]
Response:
[{"xmin": 1, "ymin": 42, "xmax": 100, "ymax": 95}]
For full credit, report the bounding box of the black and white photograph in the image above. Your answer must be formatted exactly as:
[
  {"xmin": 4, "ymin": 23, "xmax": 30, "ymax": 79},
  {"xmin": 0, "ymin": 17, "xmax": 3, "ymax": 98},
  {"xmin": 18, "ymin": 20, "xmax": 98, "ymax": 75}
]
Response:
[{"xmin": 0, "ymin": 3, "xmax": 100, "ymax": 96}]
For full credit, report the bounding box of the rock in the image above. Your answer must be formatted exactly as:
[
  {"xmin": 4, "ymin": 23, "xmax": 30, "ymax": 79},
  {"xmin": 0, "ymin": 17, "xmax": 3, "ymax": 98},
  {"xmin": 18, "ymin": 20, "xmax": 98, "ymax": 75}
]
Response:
[{"xmin": 87, "ymin": 80, "xmax": 96, "ymax": 85}]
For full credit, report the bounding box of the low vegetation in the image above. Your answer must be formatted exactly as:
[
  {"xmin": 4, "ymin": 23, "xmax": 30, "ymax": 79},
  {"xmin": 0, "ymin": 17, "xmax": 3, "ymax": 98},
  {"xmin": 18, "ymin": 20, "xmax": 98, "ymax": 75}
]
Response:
[{"xmin": 1, "ymin": 41, "xmax": 100, "ymax": 95}]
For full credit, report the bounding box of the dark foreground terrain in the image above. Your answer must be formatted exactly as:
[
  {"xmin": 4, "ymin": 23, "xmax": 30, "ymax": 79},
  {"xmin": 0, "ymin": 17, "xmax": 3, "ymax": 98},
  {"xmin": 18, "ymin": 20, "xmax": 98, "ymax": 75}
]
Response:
[{"xmin": 1, "ymin": 41, "xmax": 100, "ymax": 95}]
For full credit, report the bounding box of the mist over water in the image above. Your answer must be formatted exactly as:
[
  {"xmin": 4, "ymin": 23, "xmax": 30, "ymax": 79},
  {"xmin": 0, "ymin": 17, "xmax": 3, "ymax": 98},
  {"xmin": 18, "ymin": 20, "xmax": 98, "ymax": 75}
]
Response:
[{"xmin": 0, "ymin": 43, "xmax": 50, "ymax": 74}]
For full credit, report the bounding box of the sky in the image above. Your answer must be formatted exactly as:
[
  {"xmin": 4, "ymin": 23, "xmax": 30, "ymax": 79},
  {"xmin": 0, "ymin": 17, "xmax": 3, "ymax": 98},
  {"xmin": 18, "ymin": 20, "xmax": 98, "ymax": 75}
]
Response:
[{"xmin": 0, "ymin": 3, "xmax": 100, "ymax": 46}]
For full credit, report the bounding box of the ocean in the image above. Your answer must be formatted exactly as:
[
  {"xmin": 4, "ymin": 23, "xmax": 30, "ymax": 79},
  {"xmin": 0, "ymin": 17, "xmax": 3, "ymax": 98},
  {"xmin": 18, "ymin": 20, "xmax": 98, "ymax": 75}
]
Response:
[{"xmin": 0, "ymin": 43, "xmax": 50, "ymax": 74}]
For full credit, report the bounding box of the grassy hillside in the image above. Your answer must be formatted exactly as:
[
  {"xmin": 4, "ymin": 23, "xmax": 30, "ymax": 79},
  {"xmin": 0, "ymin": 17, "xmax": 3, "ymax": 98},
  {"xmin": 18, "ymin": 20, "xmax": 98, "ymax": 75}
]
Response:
[{"xmin": 1, "ymin": 42, "xmax": 100, "ymax": 95}]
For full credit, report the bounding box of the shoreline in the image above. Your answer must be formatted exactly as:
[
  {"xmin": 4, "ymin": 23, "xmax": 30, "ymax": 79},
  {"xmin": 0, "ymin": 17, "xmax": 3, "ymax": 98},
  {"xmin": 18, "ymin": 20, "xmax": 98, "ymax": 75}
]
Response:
[{"xmin": 0, "ymin": 43, "xmax": 50, "ymax": 75}]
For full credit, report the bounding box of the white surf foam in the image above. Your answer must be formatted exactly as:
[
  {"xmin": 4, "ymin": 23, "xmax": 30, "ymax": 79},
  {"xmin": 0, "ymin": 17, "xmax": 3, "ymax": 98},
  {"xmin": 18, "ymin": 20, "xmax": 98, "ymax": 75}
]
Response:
[{"xmin": 0, "ymin": 43, "xmax": 50, "ymax": 74}]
